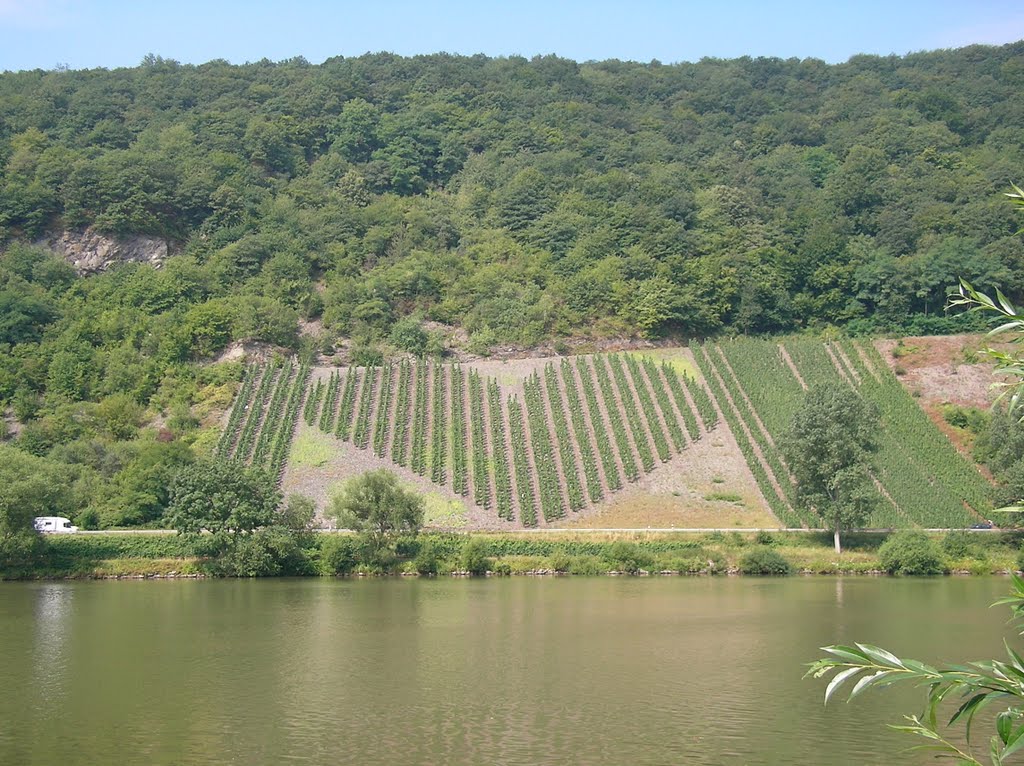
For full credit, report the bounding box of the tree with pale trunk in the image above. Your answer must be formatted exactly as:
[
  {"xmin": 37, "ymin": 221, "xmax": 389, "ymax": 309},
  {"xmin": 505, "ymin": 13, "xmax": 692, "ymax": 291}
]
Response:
[{"xmin": 782, "ymin": 384, "xmax": 879, "ymax": 553}]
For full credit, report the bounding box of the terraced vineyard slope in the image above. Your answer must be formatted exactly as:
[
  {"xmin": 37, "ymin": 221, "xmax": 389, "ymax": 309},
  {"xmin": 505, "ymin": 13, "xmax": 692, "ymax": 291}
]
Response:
[
  {"xmin": 223, "ymin": 353, "xmax": 714, "ymax": 527},
  {"xmin": 692, "ymin": 337, "xmax": 992, "ymax": 529},
  {"xmin": 220, "ymin": 341, "xmax": 993, "ymax": 530}
]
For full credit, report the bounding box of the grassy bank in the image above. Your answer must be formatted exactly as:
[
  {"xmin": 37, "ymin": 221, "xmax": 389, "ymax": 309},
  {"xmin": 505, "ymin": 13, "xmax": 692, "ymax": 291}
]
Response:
[{"xmin": 3, "ymin": 530, "xmax": 1022, "ymax": 579}]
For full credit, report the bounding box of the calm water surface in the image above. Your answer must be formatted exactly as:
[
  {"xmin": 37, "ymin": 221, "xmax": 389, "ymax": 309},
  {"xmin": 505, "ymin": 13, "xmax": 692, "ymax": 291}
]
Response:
[{"xmin": 0, "ymin": 577, "xmax": 1011, "ymax": 765}]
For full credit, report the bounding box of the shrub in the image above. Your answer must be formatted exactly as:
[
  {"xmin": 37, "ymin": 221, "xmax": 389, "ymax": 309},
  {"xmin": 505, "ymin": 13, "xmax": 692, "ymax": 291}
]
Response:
[
  {"xmin": 460, "ymin": 538, "xmax": 491, "ymax": 575},
  {"xmin": 941, "ymin": 530, "xmax": 972, "ymax": 559},
  {"xmin": 567, "ymin": 555, "xmax": 606, "ymax": 576},
  {"xmin": 658, "ymin": 556, "xmax": 705, "ymax": 574},
  {"xmin": 394, "ymin": 536, "xmax": 421, "ymax": 558},
  {"xmin": 878, "ymin": 530, "xmax": 946, "ymax": 575},
  {"xmin": 604, "ymin": 541, "xmax": 654, "ymax": 573},
  {"xmin": 413, "ymin": 539, "xmax": 439, "ymax": 575},
  {"xmin": 74, "ymin": 507, "xmax": 100, "ymax": 530},
  {"xmin": 490, "ymin": 559, "xmax": 512, "ymax": 576},
  {"xmin": 754, "ymin": 530, "xmax": 778, "ymax": 547},
  {"xmin": 211, "ymin": 527, "xmax": 314, "ymax": 577},
  {"xmin": 705, "ymin": 551, "xmax": 727, "ymax": 574},
  {"xmin": 942, "ymin": 404, "xmax": 988, "ymax": 434},
  {"xmin": 319, "ymin": 535, "xmax": 361, "ymax": 574},
  {"xmin": 350, "ymin": 343, "xmax": 384, "ymax": 367},
  {"xmin": 548, "ymin": 549, "xmax": 571, "ymax": 573},
  {"xmin": 739, "ymin": 546, "xmax": 793, "ymax": 575},
  {"xmin": 216, "ymin": 534, "xmax": 278, "ymax": 577},
  {"xmin": 705, "ymin": 491, "xmax": 743, "ymax": 503}
]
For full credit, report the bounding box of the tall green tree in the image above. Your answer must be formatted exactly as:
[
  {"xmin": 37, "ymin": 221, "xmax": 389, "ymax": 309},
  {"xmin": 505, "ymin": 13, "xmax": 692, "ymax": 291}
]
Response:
[
  {"xmin": 330, "ymin": 469, "xmax": 424, "ymax": 554},
  {"xmin": 166, "ymin": 458, "xmax": 280, "ymax": 549},
  {"xmin": 0, "ymin": 446, "xmax": 70, "ymax": 567},
  {"xmin": 782, "ymin": 384, "xmax": 879, "ymax": 553}
]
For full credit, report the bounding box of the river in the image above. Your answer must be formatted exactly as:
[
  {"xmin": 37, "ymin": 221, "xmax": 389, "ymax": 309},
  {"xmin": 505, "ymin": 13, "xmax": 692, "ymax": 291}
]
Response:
[{"xmin": 0, "ymin": 577, "xmax": 1011, "ymax": 765}]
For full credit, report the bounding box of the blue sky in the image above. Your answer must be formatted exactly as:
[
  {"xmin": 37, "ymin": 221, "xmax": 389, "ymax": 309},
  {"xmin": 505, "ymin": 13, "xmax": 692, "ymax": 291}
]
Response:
[{"xmin": 1, "ymin": 0, "xmax": 1022, "ymax": 71}]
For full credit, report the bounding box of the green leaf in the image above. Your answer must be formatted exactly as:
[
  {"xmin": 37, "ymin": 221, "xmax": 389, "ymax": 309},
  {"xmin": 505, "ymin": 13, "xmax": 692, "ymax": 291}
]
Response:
[
  {"xmin": 825, "ymin": 666, "xmax": 863, "ymax": 704},
  {"xmin": 997, "ymin": 711, "xmax": 1013, "ymax": 744},
  {"xmin": 849, "ymin": 670, "xmax": 894, "ymax": 701},
  {"xmin": 996, "ymin": 288, "xmax": 1017, "ymax": 317},
  {"xmin": 821, "ymin": 645, "xmax": 872, "ymax": 664},
  {"xmin": 857, "ymin": 643, "xmax": 905, "ymax": 668},
  {"xmin": 949, "ymin": 693, "xmax": 988, "ymax": 727},
  {"xmin": 1000, "ymin": 724, "xmax": 1024, "ymax": 760}
]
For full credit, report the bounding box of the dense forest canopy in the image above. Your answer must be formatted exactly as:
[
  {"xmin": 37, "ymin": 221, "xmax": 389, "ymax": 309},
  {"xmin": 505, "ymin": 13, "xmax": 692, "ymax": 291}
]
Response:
[{"xmin": 1, "ymin": 45, "xmax": 1024, "ymax": 528}]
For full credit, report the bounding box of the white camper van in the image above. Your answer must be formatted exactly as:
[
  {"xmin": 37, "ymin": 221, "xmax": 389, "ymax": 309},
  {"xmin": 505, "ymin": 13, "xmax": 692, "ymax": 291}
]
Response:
[{"xmin": 33, "ymin": 516, "xmax": 78, "ymax": 533}]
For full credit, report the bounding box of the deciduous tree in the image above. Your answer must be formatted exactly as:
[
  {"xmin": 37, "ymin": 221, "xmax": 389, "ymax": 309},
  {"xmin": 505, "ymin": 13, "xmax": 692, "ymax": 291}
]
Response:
[
  {"xmin": 330, "ymin": 469, "xmax": 424, "ymax": 554},
  {"xmin": 782, "ymin": 384, "xmax": 879, "ymax": 553}
]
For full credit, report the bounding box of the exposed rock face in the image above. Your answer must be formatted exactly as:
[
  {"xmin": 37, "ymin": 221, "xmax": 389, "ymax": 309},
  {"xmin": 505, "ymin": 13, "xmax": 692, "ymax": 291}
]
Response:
[{"xmin": 39, "ymin": 228, "xmax": 171, "ymax": 274}]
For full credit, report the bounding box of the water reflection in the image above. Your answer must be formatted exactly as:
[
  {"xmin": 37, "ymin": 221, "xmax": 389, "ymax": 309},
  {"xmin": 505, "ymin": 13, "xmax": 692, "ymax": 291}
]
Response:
[
  {"xmin": 0, "ymin": 577, "xmax": 1012, "ymax": 766},
  {"xmin": 31, "ymin": 584, "xmax": 74, "ymax": 707}
]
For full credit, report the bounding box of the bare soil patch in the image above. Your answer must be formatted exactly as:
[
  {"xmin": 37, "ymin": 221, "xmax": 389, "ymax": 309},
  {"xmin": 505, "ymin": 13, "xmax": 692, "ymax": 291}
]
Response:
[
  {"xmin": 557, "ymin": 431, "xmax": 775, "ymax": 529},
  {"xmin": 874, "ymin": 335, "xmax": 1006, "ymax": 463},
  {"xmin": 874, "ymin": 335, "xmax": 1005, "ymax": 407}
]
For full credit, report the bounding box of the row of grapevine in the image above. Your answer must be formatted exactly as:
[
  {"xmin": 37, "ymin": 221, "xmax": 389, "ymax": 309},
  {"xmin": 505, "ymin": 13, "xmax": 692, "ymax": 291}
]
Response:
[
  {"xmin": 410, "ymin": 362, "xmax": 428, "ymax": 475},
  {"xmin": 225, "ymin": 351, "xmax": 714, "ymax": 527},
  {"xmin": 469, "ymin": 371, "xmax": 491, "ymax": 509},
  {"xmin": 352, "ymin": 366, "xmax": 376, "ymax": 448},
  {"xmin": 268, "ymin": 365, "xmax": 310, "ymax": 479},
  {"xmin": 303, "ymin": 377, "xmax": 324, "ymax": 426},
  {"xmin": 217, "ymin": 363, "xmax": 258, "ymax": 457},
  {"xmin": 642, "ymin": 359, "xmax": 687, "ymax": 451},
  {"xmin": 233, "ymin": 360, "xmax": 281, "ymax": 462},
  {"xmin": 780, "ymin": 338, "xmax": 965, "ymax": 527},
  {"xmin": 623, "ymin": 355, "xmax": 672, "ymax": 463},
  {"xmin": 216, "ymin": 360, "xmax": 309, "ymax": 486},
  {"xmin": 608, "ymin": 355, "xmax": 656, "ymax": 471},
  {"xmin": 559, "ymin": 359, "xmax": 604, "ymax": 503},
  {"xmin": 449, "ymin": 365, "xmax": 468, "ymax": 496},
  {"xmin": 319, "ymin": 371, "xmax": 340, "ymax": 433},
  {"xmin": 591, "ymin": 356, "xmax": 641, "ymax": 482},
  {"xmin": 842, "ymin": 342, "xmax": 984, "ymax": 526},
  {"xmin": 777, "ymin": 338, "xmax": 907, "ymax": 528},
  {"xmin": 391, "ymin": 362, "xmax": 412, "ymax": 465},
  {"xmin": 523, "ymin": 374, "xmax": 565, "ymax": 522},
  {"xmin": 543, "ymin": 364, "xmax": 586, "ymax": 512},
  {"xmin": 430, "ymin": 363, "xmax": 447, "ymax": 485},
  {"xmin": 251, "ymin": 361, "xmax": 295, "ymax": 466},
  {"xmin": 372, "ymin": 364, "xmax": 395, "ymax": 458},
  {"xmin": 575, "ymin": 357, "xmax": 623, "ymax": 491},
  {"xmin": 662, "ymin": 364, "xmax": 702, "ymax": 442},
  {"xmin": 489, "ymin": 379, "xmax": 515, "ymax": 521},
  {"xmin": 718, "ymin": 339, "xmax": 803, "ymax": 438},
  {"xmin": 680, "ymin": 369, "xmax": 717, "ymax": 431},
  {"xmin": 335, "ymin": 368, "xmax": 358, "ymax": 441},
  {"xmin": 857, "ymin": 342, "xmax": 991, "ymax": 513},
  {"xmin": 507, "ymin": 396, "xmax": 538, "ymax": 527}
]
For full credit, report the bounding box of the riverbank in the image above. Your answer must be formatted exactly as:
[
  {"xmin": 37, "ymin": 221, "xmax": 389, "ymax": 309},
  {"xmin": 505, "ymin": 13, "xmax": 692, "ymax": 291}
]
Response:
[{"xmin": 3, "ymin": 529, "xmax": 1021, "ymax": 580}]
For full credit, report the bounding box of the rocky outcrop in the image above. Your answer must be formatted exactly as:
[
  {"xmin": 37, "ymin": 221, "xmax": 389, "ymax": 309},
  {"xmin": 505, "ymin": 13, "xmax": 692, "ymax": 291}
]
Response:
[{"xmin": 38, "ymin": 228, "xmax": 171, "ymax": 274}]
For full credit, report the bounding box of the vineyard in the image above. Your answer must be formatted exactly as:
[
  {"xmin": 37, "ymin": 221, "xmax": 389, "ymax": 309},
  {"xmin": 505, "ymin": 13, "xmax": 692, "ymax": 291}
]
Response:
[
  {"xmin": 218, "ymin": 340, "xmax": 995, "ymax": 530},
  {"xmin": 691, "ymin": 337, "xmax": 993, "ymax": 529},
  {"xmin": 220, "ymin": 352, "xmax": 714, "ymax": 527}
]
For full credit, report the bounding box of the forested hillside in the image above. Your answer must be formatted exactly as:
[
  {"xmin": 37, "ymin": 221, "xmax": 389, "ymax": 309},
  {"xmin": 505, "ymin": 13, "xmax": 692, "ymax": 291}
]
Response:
[
  {"xmin": 3, "ymin": 46, "xmax": 1024, "ymax": 354},
  {"xmin": 2, "ymin": 44, "xmax": 1024, "ymax": 530}
]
